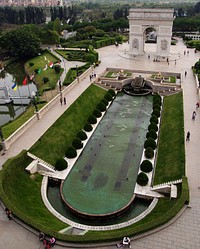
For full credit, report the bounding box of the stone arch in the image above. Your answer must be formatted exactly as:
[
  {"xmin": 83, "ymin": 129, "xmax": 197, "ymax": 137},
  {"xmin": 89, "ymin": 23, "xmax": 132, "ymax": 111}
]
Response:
[{"xmin": 128, "ymin": 8, "xmax": 174, "ymax": 57}]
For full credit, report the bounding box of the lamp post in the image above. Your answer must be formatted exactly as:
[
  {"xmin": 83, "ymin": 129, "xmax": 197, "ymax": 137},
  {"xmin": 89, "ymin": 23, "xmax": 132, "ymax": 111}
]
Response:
[
  {"xmin": 31, "ymin": 91, "xmax": 38, "ymax": 112},
  {"xmin": 76, "ymin": 65, "xmax": 78, "ymax": 78}
]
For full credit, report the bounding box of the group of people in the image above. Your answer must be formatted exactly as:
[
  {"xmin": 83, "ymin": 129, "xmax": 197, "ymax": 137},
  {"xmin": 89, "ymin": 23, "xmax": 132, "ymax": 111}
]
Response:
[
  {"xmin": 39, "ymin": 232, "xmax": 56, "ymax": 248},
  {"xmin": 186, "ymin": 102, "xmax": 200, "ymax": 141}
]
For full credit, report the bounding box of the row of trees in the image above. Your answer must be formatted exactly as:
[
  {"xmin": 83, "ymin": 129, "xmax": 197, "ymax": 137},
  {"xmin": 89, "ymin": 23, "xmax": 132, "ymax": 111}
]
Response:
[{"xmin": 0, "ymin": 6, "xmax": 46, "ymax": 25}]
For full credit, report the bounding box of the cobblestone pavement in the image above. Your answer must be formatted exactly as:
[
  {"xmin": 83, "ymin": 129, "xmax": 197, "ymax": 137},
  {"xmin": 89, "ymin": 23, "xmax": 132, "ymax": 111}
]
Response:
[{"xmin": 1, "ymin": 38, "xmax": 200, "ymax": 249}]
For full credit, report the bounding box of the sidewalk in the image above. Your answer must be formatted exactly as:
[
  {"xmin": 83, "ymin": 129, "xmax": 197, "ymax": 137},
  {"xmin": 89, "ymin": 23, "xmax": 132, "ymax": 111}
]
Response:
[{"xmin": 1, "ymin": 39, "xmax": 200, "ymax": 249}]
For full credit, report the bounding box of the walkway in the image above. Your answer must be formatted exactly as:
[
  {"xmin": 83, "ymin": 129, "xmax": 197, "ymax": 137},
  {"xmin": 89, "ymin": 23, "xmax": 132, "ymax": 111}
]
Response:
[{"xmin": 1, "ymin": 39, "xmax": 200, "ymax": 249}]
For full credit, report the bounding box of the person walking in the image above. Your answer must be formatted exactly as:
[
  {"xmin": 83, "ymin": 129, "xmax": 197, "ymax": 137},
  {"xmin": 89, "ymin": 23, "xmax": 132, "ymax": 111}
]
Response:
[
  {"xmin": 186, "ymin": 131, "xmax": 190, "ymax": 141},
  {"xmin": 192, "ymin": 111, "xmax": 196, "ymax": 120},
  {"xmin": 5, "ymin": 207, "xmax": 12, "ymax": 220},
  {"xmin": 63, "ymin": 97, "xmax": 66, "ymax": 105},
  {"xmin": 60, "ymin": 97, "xmax": 63, "ymax": 105}
]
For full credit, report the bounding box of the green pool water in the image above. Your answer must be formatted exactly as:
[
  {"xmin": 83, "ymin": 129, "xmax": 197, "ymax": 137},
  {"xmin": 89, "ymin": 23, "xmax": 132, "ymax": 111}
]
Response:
[{"xmin": 61, "ymin": 93, "xmax": 153, "ymax": 216}]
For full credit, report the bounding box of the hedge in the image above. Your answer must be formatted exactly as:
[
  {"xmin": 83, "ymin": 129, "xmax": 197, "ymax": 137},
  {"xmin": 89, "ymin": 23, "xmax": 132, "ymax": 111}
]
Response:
[
  {"xmin": 136, "ymin": 172, "xmax": 149, "ymax": 186},
  {"xmin": 84, "ymin": 123, "xmax": 93, "ymax": 132},
  {"xmin": 140, "ymin": 160, "xmax": 153, "ymax": 173},
  {"xmin": 65, "ymin": 146, "xmax": 77, "ymax": 158},
  {"xmin": 146, "ymin": 129, "xmax": 158, "ymax": 140},
  {"xmin": 76, "ymin": 131, "xmax": 87, "ymax": 141},
  {"xmin": 87, "ymin": 115, "xmax": 97, "ymax": 125},
  {"xmin": 150, "ymin": 115, "xmax": 158, "ymax": 124},
  {"xmin": 96, "ymin": 102, "xmax": 106, "ymax": 112},
  {"xmin": 148, "ymin": 122, "xmax": 158, "ymax": 132},
  {"xmin": 93, "ymin": 109, "xmax": 102, "ymax": 118},
  {"xmin": 104, "ymin": 92, "xmax": 113, "ymax": 102},
  {"xmin": 145, "ymin": 147, "xmax": 154, "ymax": 159},
  {"xmin": 108, "ymin": 89, "xmax": 116, "ymax": 97},
  {"xmin": 144, "ymin": 137, "xmax": 157, "ymax": 150},
  {"xmin": 152, "ymin": 109, "xmax": 160, "ymax": 118},
  {"xmin": 55, "ymin": 158, "xmax": 68, "ymax": 171},
  {"xmin": 72, "ymin": 138, "xmax": 83, "ymax": 150}
]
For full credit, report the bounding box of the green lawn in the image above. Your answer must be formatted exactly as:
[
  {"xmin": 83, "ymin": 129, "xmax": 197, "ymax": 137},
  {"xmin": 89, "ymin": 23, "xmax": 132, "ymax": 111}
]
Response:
[
  {"xmin": 154, "ymin": 92, "xmax": 185, "ymax": 184},
  {"xmin": 25, "ymin": 51, "xmax": 62, "ymax": 94},
  {"xmin": 29, "ymin": 84, "xmax": 106, "ymax": 166},
  {"xmin": 2, "ymin": 104, "xmax": 45, "ymax": 139}
]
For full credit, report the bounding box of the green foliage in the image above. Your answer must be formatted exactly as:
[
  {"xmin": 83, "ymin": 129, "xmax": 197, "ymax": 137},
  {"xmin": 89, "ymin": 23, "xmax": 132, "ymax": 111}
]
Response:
[
  {"xmin": 72, "ymin": 138, "xmax": 83, "ymax": 150},
  {"xmin": 43, "ymin": 77, "xmax": 49, "ymax": 83},
  {"xmin": 93, "ymin": 109, "xmax": 102, "ymax": 118},
  {"xmin": 84, "ymin": 122, "xmax": 93, "ymax": 132},
  {"xmin": 104, "ymin": 92, "xmax": 113, "ymax": 101},
  {"xmin": 29, "ymin": 62, "xmax": 34, "ymax": 67},
  {"xmin": 150, "ymin": 115, "xmax": 158, "ymax": 124},
  {"xmin": 153, "ymin": 103, "xmax": 161, "ymax": 111},
  {"xmin": 101, "ymin": 98, "xmax": 109, "ymax": 106},
  {"xmin": 87, "ymin": 115, "xmax": 97, "ymax": 124},
  {"xmin": 76, "ymin": 131, "xmax": 87, "ymax": 141},
  {"xmin": 136, "ymin": 172, "xmax": 149, "ymax": 186},
  {"xmin": 52, "ymin": 17, "xmax": 62, "ymax": 34},
  {"xmin": 54, "ymin": 64, "xmax": 61, "ymax": 74},
  {"xmin": 65, "ymin": 146, "xmax": 77, "ymax": 158},
  {"xmin": 96, "ymin": 102, "xmax": 106, "ymax": 112},
  {"xmin": 148, "ymin": 122, "xmax": 158, "ymax": 132},
  {"xmin": 146, "ymin": 129, "xmax": 157, "ymax": 140},
  {"xmin": 153, "ymin": 97, "xmax": 162, "ymax": 106},
  {"xmin": 0, "ymin": 26, "xmax": 41, "ymax": 59},
  {"xmin": 140, "ymin": 160, "xmax": 153, "ymax": 173},
  {"xmin": 85, "ymin": 53, "xmax": 96, "ymax": 64},
  {"xmin": 108, "ymin": 89, "xmax": 116, "ymax": 97},
  {"xmin": 152, "ymin": 109, "xmax": 160, "ymax": 118},
  {"xmin": 55, "ymin": 158, "xmax": 68, "ymax": 171},
  {"xmin": 144, "ymin": 137, "xmax": 157, "ymax": 150},
  {"xmin": 145, "ymin": 147, "xmax": 154, "ymax": 159}
]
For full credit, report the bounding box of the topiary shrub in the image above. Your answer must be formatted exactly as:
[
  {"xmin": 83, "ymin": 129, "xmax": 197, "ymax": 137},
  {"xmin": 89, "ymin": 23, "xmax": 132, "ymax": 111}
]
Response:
[
  {"xmin": 101, "ymin": 98, "xmax": 109, "ymax": 106},
  {"xmin": 93, "ymin": 109, "xmax": 102, "ymax": 118},
  {"xmin": 153, "ymin": 103, "xmax": 161, "ymax": 111},
  {"xmin": 153, "ymin": 97, "xmax": 161, "ymax": 105},
  {"xmin": 140, "ymin": 160, "xmax": 153, "ymax": 173},
  {"xmin": 54, "ymin": 64, "xmax": 61, "ymax": 73},
  {"xmin": 146, "ymin": 129, "xmax": 157, "ymax": 140},
  {"xmin": 136, "ymin": 172, "xmax": 149, "ymax": 186},
  {"xmin": 76, "ymin": 131, "xmax": 87, "ymax": 141},
  {"xmin": 43, "ymin": 77, "xmax": 49, "ymax": 83},
  {"xmin": 87, "ymin": 115, "xmax": 97, "ymax": 124},
  {"xmin": 150, "ymin": 115, "xmax": 158, "ymax": 124},
  {"xmin": 34, "ymin": 68, "xmax": 39, "ymax": 74},
  {"xmin": 145, "ymin": 147, "xmax": 154, "ymax": 159},
  {"xmin": 152, "ymin": 109, "xmax": 160, "ymax": 118},
  {"xmin": 84, "ymin": 122, "xmax": 93, "ymax": 132},
  {"xmin": 29, "ymin": 62, "xmax": 34, "ymax": 67},
  {"xmin": 72, "ymin": 138, "xmax": 83, "ymax": 149},
  {"xmin": 108, "ymin": 89, "xmax": 116, "ymax": 97},
  {"xmin": 65, "ymin": 146, "xmax": 77, "ymax": 158},
  {"xmin": 55, "ymin": 158, "xmax": 68, "ymax": 171},
  {"xmin": 144, "ymin": 137, "xmax": 157, "ymax": 150},
  {"xmin": 153, "ymin": 94, "xmax": 161, "ymax": 102},
  {"xmin": 104, "ymin": 92, "xmax": 113, "ymax": 101},
  {"xmin": 148, "ymin": 122, "xmax": 158, "ymax": 132},
  {"xmin": 96, "ymin": 102, "xmax": 106, "ymax": 112}
]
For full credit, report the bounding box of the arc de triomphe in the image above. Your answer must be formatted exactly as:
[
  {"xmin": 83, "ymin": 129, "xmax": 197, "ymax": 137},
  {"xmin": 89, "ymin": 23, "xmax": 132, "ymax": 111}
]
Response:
[{"xmin": 128, "ymin": 8, "xmax": 174, "ymax": 57}]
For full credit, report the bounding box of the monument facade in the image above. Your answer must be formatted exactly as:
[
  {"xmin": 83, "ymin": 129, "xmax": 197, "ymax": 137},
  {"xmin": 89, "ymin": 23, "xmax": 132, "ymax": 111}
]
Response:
[{"xmin": 128, "ymin": 8, "xmax": 174, "ymax": 57}]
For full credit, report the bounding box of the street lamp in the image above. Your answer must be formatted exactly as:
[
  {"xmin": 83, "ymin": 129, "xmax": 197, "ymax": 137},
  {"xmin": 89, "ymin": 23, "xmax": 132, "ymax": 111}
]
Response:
[
  {"xmin": 31, "ymin": 91, "xmax": 38, "ymax": 112},
  {"xmin": 76, "ymin": 65, "xmax": 78, "ymax": 77}
]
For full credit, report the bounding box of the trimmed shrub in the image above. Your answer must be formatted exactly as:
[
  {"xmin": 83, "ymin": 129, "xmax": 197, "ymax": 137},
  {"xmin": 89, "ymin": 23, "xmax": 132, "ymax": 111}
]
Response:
[
  {"xmin": 55, "ymin": 158, "xmax": 68, "ymax": 171},
  {"xmin": 101, "ymin": 98, "xmax": 109, "ymax": 106},
  {"xmin": 144, "ymin": 137, "xmax": 157, "ymax": 150},
  {"xmin": 87, "ymin": 115, "xmax": 97, "ymax": 124},
  {"xmin": 104, "ymin": 92, "xmax": 113, "ymax": 101},
  {"xmin": 146, "ymin": 129, "xmax": 158, "ymax": 140},
  {"xmin": 84, "ymin": 123, "xmax": 93, "ymax": 132},
  {"xmin": 140, "ymin": 160, "xmax": 153, "ymax": 173},
  {"xmin": 93, "ymin": 109, "xmax": 102, "ymax": 118},
  {"xmin": 152, "ymin": 109, "xmax": 160, "ymax": 118},
  {"xmin": 29, "ymin": 62, "xmax": 34, "ymax": 67},
  {"xmin": 43, "ymin": 77, "xmax": 49, "ymax": 83},
  {"xmin": 145, "ymin": 147, "xmax": 154, "ymax": 159},
  {"xmin": 150, "ymin": 115, "xmax": 158, "ymax": 124},
  {"xmin": 153, "ymin": 103, "xmax": 161, "ymax": 111},
  {"xmin": 72, "ymin": 138, "xmax": 83, "ymax": 149},
  {"xmin": 136, "ymin": 172, "xmax": 149, "ymax": 186},
  {"xmin": 65, "ymin": 146, "xmax": 77, "ymax": 158},
  {"xmin": 34, "ymin": 68, "xmax": 39, "ymax": 74},
  {"xmin": 96, "ymin": 102, "xmax": 106, "ymax": 112},
  {"xmin": 153, "ymin": 94, "xmax": 161, "ymax": 102},
  {"xmin": 108, "ymin": 89, "xmax": 116, "ymax": 97},
  {"xmin": 76, "ymin": 131, "xmax": 87, "ymax": 141},
  {"xmin": 153, "ymin": 97, "xmax": 162, "ymax": 105},
  {"xmin": 54, "ymin": 64, "xmax": 61, "ymax": 73},
  {"xmin": 148, "ymin": 122, "xmax": 158, "ymax": 132}
]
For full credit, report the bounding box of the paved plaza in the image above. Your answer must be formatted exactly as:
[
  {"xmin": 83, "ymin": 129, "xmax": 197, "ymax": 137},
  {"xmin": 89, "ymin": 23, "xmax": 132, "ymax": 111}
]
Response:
[{"xmin": 1, "ymin": 38, "xmax": 200, "ymax": 249}]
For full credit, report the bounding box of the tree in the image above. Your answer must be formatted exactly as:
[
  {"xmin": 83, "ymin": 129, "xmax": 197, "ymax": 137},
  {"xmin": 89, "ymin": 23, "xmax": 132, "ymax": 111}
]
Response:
[
  {"xmin": 0, "ymin": 27, "xmax": 41, "ymax": 59},
  {"xmin": 53, "ymin": 17, "xmax": 62, "ymax": 34}
]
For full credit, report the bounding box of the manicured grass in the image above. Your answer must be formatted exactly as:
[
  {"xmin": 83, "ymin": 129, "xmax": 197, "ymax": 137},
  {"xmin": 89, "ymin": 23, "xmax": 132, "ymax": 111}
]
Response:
[
  {"xmin": 29, "ymin": 84, "xmax": 106, "ymax": 166},
  {"xmin": 0, "ymin": 151, "xmax": 67, "ymax": 234},
  {"xmin": 24, "ymin": 51, "xmax": 62, "ymax": 94},
  {"xmin": 154, "ymin": 92, "xmax": 185, "ymax": 184},
  {"xmin": 55, "ymin": 49, "xmax": 86, "ymax": 61},
  {"xmin": 2, "ymin": 104, "xmax": 45, "ymax": 139}
]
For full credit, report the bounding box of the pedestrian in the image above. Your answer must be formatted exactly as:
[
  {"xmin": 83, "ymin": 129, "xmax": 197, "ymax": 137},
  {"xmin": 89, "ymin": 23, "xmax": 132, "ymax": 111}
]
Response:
[
  {"xmin": 185, "ymin": 71, "xmax": 187, "ymax": 77},
  {"xmin": 39, "ymin": 231, "xmax": 45, "ymax": 241},
  {"xmin": 60, "ymin": 97, "xmax": 63, "ymax": 105},
  {"xmin": 5, "ymin": 207, "xmax": 12, "ymax": 220},
  {"xmin": 59, "ymin": 80, "xmax": 62, "ymax": 91},
  {"xmin": 49, "ymin": 237, "xmax": 56, "ymax": 247},
  {"xmin": 196, "ymin": 102, "xmax": 199, "ymax": 108},
  {"xmin": 1, "ymin": 139, "xmax": 6, "ymax": 156},
  {"xmin": 175, "ymin": 59, "xmax": 176, "ymax": 65},
  {"xmin": 192, "ymin": 111, "xmax": 196, "ymax": 120},
  {"xmin": 186, "ymin": 131, "xmax": 190, "ymax": 141},
  {"xmin": 63, "ymin": 97, "xmax": 66, "ymax": 105},
  {"xmin": 0, "ymin": 127, "xmax": 3, "ymax": 140}
]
